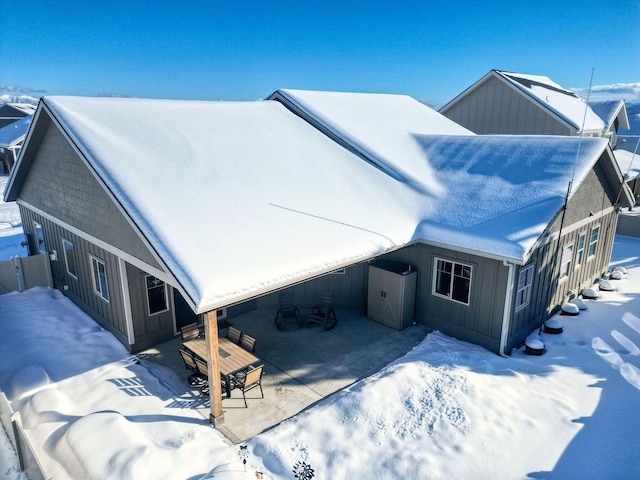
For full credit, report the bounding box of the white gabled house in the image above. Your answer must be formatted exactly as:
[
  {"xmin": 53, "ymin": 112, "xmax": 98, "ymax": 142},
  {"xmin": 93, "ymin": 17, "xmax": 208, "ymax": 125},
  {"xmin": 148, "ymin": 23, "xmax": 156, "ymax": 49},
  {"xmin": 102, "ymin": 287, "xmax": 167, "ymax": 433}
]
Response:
[{"xmin": 4, "ymin": 91, "xmax": 634, "ymax": 422}]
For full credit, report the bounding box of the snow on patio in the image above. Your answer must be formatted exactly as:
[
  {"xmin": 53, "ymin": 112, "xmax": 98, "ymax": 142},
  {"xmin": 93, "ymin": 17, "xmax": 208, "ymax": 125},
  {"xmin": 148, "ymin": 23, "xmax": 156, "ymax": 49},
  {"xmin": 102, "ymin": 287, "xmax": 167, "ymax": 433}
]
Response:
[{"xmin": 1, "ymin": 235, "xmax": 640, "ymax": 479}]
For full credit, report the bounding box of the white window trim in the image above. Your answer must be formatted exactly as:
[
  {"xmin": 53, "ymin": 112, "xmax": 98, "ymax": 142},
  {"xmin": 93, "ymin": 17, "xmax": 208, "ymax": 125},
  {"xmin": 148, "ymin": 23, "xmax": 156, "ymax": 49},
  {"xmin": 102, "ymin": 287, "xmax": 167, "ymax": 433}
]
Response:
[
  {"xmin": 587, "ymin": 225, "xmax": 600, "ymax": 258},
  {"xmin": 61, "ymin": 238, "xmax": 78, "ymax": 279},
  {"xmin": 90, "ymin": 255, "xmax": 110, "ymax": 302},
  {"xmin": 559, "ymin": 244, "xmax": 574, "ymax": 279},
  {"xmin": 575, "ymin": 233, "xmax": 586, "ymax": 269},
  {"xmin": 34, "ymin": 221, "xmax": 45, "ymax": 254},
  {"xmin": 432, "ymin": 257, "xmax": 473, "ymax": 306},
  {"xmin": 145, "ymin": 275, "xmax": 169, "ymax": 316},
  {"xmin": 515, "ymin": 265, "xmax": 535, "ymax": 311}
]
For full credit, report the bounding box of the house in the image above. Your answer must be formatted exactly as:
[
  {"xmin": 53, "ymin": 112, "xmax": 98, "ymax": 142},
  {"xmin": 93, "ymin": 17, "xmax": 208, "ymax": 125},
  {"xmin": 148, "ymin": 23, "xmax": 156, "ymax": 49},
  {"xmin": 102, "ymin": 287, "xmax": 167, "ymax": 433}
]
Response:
[
  {"xmin": 439, "ymin": 70, "xmax": 630, "ymax": 148},
  {"xmin": 614, "ymin": 135, "xmax": 640, "ymax": 204},
  {"xmin": 270, "ymin": 89, "xmax": 634, "ymax": 354},
  {"xmin": 0, "ymin": 102, "xmax": 36, "ymax": 129},
  {"xmin": 4, "ymin": 92, "xmax": 634, "ymax": 423},
  {"xmin": 0, "ymin": 116, "xmax": 32, "ymax": 173}
]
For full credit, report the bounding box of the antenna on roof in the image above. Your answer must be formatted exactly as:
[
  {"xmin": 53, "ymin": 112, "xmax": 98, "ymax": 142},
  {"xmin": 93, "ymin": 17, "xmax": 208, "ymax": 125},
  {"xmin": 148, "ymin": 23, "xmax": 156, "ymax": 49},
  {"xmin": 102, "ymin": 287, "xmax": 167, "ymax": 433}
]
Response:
[{"xmin": 569, "ymin": 67, "xmax": 595, "ymax": 193}]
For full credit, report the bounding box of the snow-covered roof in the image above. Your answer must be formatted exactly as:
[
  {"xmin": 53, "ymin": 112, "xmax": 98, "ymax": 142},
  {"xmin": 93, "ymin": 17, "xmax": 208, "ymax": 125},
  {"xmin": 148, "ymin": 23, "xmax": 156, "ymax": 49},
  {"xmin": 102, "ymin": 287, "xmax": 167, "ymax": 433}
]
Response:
[
  {"xmin": 589, "ymin": 99, "xmax": 630, "ymax": 130},
  {"xmin": 29, "ymin": 96, "xmax": 429, "ymax": 313},
  {"xmin": 411, "ymin": 135, "xmax": 610, "ymax": 260},
  {"xmin": 495, "ymin": 71, "xmax": 605, "ymax": 133},
  {"xmin": 0, "ymin": 102, "xmax": 36, "ymax": 117},
  {"xmin": 0, "ymin": 116, "xmax": 32, "ymax": 147},
  {"xmin": 269, "ymin": 89, "xmax": 474, "ymax": 195},
  {"xmin": 613, "ymin": 137, "xmax": 640, "ymax": 180},
  {"xmin": 6, "ymin": 94, "xmax": 621, "ymax": 314}
]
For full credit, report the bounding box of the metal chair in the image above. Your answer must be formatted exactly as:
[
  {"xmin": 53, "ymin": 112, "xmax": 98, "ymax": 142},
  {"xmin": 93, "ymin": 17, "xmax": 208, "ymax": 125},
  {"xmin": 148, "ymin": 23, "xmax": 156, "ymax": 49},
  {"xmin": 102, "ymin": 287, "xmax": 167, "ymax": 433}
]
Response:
[
  {"xmin": 274, "ymin": 290, "xmax": 302, "ymax": 330},
  {"xmin": 180, "ymin": 322, "xmax": 200, "ymax": 341},
  {"xmin": 307, "ymin": 291, "xmax": 338, "ymax": 330},
  {"xmin": 178, "ymin": 349, "xmax": 206, "ymax": 387},
  {"xmin": 241, "ymin": 334, "xmax": 256, "ymax": 353},
  {"xmin": 232, "ymin": 364, "xmax": 264, "ymax": 407},
  {"xmin": 226, "ymin": 326, "xmax": 242, "ymax": 345}
]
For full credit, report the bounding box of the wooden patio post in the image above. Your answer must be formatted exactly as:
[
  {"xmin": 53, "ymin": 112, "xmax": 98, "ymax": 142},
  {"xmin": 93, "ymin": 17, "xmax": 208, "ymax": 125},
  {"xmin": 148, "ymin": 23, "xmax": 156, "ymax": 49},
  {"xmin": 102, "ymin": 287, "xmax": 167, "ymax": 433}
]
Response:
[{"xmin": 204, "ymin": 310, "xmax": 224, "ymax": 424}]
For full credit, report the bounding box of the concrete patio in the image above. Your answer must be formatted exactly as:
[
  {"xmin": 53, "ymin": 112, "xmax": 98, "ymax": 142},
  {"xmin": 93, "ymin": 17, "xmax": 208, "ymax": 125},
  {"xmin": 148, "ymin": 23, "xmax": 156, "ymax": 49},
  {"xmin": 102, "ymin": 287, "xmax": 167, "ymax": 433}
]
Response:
[{"xmin": 139, "ymin": 308, "xmax": 429, "ymax": 443}]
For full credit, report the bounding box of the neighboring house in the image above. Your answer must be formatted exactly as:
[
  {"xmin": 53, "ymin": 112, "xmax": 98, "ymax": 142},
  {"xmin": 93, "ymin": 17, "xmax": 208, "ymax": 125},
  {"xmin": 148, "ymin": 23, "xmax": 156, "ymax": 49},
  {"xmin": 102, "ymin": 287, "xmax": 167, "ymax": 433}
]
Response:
[
  {"xmin": 0, "ymin": 102, "xmax": 36, "ymax": 129},
  {"xmin": 0, "ymin": 116, "xmax": 32, "ymax": 173},
  {"xmin": 439, "ymin": 70, "xmax": 630, "ymax": 148},
  {"xmin": 589, "ymin": 100, "xmax": 630, "ymax": 148},
  {"xmin": 4, "ymin": 93, "xmax": 634, "ymax": 361},
  {"xmin": 614, "ymin": 135, "xmax": 640, "ymax": 204}
]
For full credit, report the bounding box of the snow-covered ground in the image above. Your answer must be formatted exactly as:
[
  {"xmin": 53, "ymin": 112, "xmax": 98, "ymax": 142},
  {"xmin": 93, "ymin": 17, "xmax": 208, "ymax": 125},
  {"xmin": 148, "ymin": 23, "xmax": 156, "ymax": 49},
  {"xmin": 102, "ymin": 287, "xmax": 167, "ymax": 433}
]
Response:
[{"xmin": 1, "ymin": 172, "xmax": 640, "ymax": 478}]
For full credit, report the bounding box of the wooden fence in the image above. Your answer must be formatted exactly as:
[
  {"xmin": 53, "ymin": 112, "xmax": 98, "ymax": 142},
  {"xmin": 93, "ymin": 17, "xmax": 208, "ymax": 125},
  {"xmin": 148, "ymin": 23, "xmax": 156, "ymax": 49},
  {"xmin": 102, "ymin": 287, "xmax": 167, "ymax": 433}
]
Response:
[{"xmin": 0, "ymin": 254, "xmax": 52, "ymax": 295}]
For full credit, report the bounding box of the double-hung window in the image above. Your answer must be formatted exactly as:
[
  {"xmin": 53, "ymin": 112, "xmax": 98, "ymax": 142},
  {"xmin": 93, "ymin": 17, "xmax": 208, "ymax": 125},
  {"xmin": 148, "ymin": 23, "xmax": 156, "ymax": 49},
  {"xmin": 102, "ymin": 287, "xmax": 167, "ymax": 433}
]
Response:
[
  {"xmin": 575, "ymin": 233, "xmax": 586, "ymax": 268},
  {"xmin": 560, "ymin": 244, "xmax": 573, "ymax": 278},
  {"xmin": 91, "ymin": 256, "xmax": 109, "ymax": 302},
  {"xmin": 516, "ymin": 265, "xmax": 535, "ymax": 311},
  {"xmin": 62, "ymin": 239, "xmax": 77, "ymax": 278},
  {"xmin": 588, "ymin": 226, "xmax": 600, "ymax": 258},
  {"xmin": 433, "ymin": 258, "xmax": 472, "ymax": 305}
]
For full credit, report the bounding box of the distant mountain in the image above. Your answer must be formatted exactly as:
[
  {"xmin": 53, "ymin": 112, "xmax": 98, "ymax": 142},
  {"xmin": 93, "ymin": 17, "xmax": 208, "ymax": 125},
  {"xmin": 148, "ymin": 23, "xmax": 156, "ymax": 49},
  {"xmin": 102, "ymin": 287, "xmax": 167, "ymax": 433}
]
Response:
[{"xmin": 0, "ymin": 94, "xmax": 39, "ymax": 106}]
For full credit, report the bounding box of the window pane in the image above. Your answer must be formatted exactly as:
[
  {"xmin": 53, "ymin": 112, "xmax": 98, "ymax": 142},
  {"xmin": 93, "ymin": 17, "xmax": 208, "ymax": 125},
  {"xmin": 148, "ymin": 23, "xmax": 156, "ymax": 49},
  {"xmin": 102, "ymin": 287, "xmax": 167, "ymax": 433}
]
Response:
[
  {"xmin": 452, "ymin": 276, "xmax": 470, "ymax": 303},
  {"xmin": 63, "ymin": 240, "xmax": 77, "ymax": 277},
  {"xmin": 146, "ymin": 275, "xmax": 167, "ymax": 314},
  {"xmin": 435, "ymin": 271, "xmax": 452, "ymax": 296}
]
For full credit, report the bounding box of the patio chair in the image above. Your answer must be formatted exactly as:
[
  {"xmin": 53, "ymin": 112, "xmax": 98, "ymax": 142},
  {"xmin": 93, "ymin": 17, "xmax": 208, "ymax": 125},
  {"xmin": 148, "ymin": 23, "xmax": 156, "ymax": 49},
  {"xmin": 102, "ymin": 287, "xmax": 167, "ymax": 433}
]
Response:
[
  {"xmin": 178, "ymin": 349, "xmax": 206, "ymax": 387},
  {"xmin": 274, "ymin": 290, "xmax": 302, "ymax": 330},
  {"xmin": 226, "ymin": 326, "xmax": 242, "ymax": 345},
  {"xmin": 231, "ymin": 364, "xmax": 264, "ymax": 407},
  {"xmin": 307, "ymin": 291, "xmax": 338, "ymax": 330},
  {"xmin": 194, "ymin": 357, "xmax": 229, "ymax": 397},
  {"xmin": 241, "ymin": 334, "xmax": 256, "ymax": 353},
  {"xmin": 180, "ymin": 322, "xmax": 200, "ymax": 341}
]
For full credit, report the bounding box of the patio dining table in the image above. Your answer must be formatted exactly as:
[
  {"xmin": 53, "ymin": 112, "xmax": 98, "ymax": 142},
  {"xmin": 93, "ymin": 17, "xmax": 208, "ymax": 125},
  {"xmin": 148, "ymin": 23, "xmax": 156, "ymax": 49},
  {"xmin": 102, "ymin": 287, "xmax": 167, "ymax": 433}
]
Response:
[{"xmin": 183, "ymin": 337, "xmax": 259, "ymax": 397}]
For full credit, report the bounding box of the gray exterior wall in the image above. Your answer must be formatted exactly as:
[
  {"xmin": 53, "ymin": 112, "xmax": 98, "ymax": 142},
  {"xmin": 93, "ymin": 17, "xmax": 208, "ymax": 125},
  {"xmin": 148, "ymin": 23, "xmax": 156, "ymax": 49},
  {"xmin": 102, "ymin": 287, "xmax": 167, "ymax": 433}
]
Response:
[
  {"xmin": 17, "ymin": 116, "xmax": 161, "ymax": 269},
  {"xmin": 256, "ymin": 263, "xmax": 368, "ymax": 311},
  {"xmin": 378, "ymin": 244, "xmax": 508, "ymax": 354},
  {"xmin": 442, "ymin": 76, "xmax": 574, "ymax": 136},
  {"xmin": 505, "ymin": 158, "xmax": 620, "ymax": 352},
  {"xmin": 19, "ymin": 205, "xmax": 131, "ymax": 346}
]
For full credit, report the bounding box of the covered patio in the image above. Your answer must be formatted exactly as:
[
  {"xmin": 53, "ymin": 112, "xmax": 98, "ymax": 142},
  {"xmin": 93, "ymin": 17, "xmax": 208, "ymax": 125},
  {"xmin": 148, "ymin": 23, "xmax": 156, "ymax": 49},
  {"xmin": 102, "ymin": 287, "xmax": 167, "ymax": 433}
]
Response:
[{"xmin": 140, "ymin": 308, "xmax": 429, "ymax": 443}]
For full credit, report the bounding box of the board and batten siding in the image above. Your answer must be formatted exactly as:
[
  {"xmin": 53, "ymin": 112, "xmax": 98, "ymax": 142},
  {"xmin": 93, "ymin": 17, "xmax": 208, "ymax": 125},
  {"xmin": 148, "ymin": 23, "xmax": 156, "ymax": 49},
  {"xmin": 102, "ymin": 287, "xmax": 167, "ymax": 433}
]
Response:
[
  {"xmin": 19, "ymin": 205, "xmax": 131, "ymax": 346},
  {"xmin": 506, "ymin": 157, "xmax": 621, "ymax": 351},
  {"xmin": 16, "ymin": 115, "xmax": 161, "ymax": 269},
  {"xmin": 256, "ymin": 262, "xmax": 368, "ymax": 311},
  {"xmin": 379, "ymin": 244, "xmax": 508, "ymax": 354},
  {"xmin": 442, "ymin": 75, "xmax": 573, "ymax": 136}
]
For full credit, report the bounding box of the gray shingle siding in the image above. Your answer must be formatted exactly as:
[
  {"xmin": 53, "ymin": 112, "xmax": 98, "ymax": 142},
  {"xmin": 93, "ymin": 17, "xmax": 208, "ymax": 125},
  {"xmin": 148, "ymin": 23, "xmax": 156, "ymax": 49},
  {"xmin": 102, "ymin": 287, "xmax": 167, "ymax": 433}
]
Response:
[{"xmin": 18, "ymin": 119, "xmax": 161, "ymax": 269}]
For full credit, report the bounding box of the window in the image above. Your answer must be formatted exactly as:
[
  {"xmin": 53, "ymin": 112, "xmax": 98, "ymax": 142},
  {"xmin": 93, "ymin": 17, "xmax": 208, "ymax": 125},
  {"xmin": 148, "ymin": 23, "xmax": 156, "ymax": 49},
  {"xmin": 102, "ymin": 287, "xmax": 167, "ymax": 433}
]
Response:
[
  {"xmin": 575, "ymin": 233, "xmax": 586, "ymax": 268},
  {"xmin": 91, "ymin": 256, "xmax": 109, "ymax": 301},
  {"xmin": 559, "ymin": 244, "xmax": 573, "ymax": 278},
  {"xmin": 588, "ymin": 226, "xmax": 600, "ymax": 257},
  {"xmin": 146, "ymin": 275, "xmax": 168, "ymax": 315},
  {"xmin": 433, "ymin": 258, "xmax": 472, "ymax": 305},
  {"xmin": 62, "ymin": 239, "xmax": 77, "ymax": 278},
  {"xmin": 516, "ymin": 265, "xmax": 535, "ymax": 310},
  {"xmin": 34, "ymin": 221, "xmax": 45, "ymax": 253}
]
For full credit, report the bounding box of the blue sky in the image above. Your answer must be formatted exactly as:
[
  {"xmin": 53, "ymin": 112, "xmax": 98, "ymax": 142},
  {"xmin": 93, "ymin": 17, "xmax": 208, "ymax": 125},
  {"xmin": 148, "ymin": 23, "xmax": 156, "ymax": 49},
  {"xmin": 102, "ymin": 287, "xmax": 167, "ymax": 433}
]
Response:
[{"xmin": 1, "ymin": 0, "xmax": 639, "ymax": 106}]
